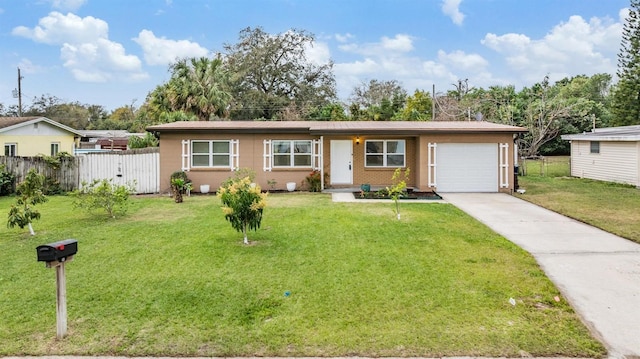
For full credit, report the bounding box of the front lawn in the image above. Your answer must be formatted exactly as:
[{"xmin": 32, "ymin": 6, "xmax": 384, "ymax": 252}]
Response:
[
  {"xmin": 0, "ymin": 193, "xmax": 604, "ymax": 357},
  {"xmin": 518, "ymin": 156, "xmax": 640, "ymax": 243}
]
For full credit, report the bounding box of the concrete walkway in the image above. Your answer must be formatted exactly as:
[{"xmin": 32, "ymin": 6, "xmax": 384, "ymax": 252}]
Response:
[{"xmin": 441, "ymin": 193, "xmax": 640, "ymax": 359}]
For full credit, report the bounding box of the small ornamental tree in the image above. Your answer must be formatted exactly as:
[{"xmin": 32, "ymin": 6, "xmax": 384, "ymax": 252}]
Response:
[
  {"xmin": 217, "ymin": 176, "xmax": 267, "ymax": 245},
  {"xmin": 386, "ymin": 167, "xmax": 410, "ymax": 220},
  {"xmin": 7, "ymin": 169, "xmax": 48, "ymax": 235}
]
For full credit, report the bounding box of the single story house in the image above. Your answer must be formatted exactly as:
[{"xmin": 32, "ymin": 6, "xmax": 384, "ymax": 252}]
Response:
[
  {"xmin": 147, "ymin": 121, "xmax": 527, "ymax": 193},
  {"xmin": 0, "ymin": 116, "xmax": 82, "ymax": 157},
  {"xmin": 561, "ymin": 125, "xmax": 640, "ymax": 188}
]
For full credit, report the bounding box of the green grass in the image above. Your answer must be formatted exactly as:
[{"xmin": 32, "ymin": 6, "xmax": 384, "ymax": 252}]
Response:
[
  {"xmin": 0, "ymin": 193, "xmax": 605, "ymax": 357},
  {"xmin": 519, "ymin": 156, "xmax": 640, "ymax": 243}
]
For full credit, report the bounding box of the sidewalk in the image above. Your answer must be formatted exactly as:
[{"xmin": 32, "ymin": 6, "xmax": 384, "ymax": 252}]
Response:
[{"xmin": 441, "ymin": 193, "xmax": 640, "ymax": 359}]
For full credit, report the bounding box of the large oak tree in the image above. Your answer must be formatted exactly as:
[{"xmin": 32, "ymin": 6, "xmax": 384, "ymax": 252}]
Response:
[{"xmin": 223, "ymin": 27, "xmax": 336, "ymax": 120}]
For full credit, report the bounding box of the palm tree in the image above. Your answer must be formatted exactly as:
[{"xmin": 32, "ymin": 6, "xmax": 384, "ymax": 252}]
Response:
[{"xmin": 169, "ymin": 57, "xmax": 232, "ymax": 120}]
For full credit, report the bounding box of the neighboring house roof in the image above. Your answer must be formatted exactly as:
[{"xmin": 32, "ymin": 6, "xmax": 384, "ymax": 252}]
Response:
[
  {"xmin": 96, "ymin": 138, "xmax": 129, "ymax": 148},
  {"xmin": 0, "ymin": 116, "xmax": 83, "ymax": 136},
  {"xmin": 561, "ymin": 125, "xmax": 640, "ymax": 142},
  {"xmin": 147, "ymin": 120, "xmax": 527, "ymax": 135},
  {"xmin": 78, "ymin": 130, "xmax": 132, "ymax": 138}
]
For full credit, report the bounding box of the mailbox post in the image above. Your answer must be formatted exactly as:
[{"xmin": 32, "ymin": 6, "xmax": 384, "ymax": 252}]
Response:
[{"xmin": 36, "ymin": 239, "xmax": 77, "ymax": 339}]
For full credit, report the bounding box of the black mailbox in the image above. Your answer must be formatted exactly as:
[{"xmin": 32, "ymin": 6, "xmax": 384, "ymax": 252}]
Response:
[{"xmin": 37, "ymin": 239, "xmax": 78, "ymax": 263}]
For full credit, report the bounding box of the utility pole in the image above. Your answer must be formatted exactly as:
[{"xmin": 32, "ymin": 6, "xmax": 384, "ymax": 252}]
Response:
[
  {"xmin": 12, "ymin": 68, "xmax": 23, "ymax": 116},
  {"xmin": 432, "ymin": 84, "xmax": 436, "ymax": 121}
]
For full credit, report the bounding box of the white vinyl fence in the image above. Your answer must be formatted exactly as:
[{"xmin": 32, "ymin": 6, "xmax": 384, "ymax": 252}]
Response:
[{"xmin": 77, "ymin": 148, "xmax": 159, "ymax": 194}]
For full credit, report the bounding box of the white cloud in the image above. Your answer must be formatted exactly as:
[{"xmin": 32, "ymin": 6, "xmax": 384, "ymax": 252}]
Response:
[
  {"xmin": 334, "ymin": 30, "xmax": 494, "ymax": 98},
  {"xmin": 438, "ymin": 50, "xmax": 488, "ymax": 70},
  {"xmin": 133, "ymin": 30, "xmax": 209, "ymax": 66},
  {"xmin": 442, "ymin": 0, "xmax": 465, "ymax": 26},
  {"xmin": 481, "ymin": 14, "xmax": 621, "ymax": 85},
  {"xmin": 61, "ymin": 38, "xmax": 145, "ymax": 82},
  {"xmin": 381, "ymin": 34, "xmax": 414, "ymax": 52},
  {"xmin": 334, "ymin": 58, "xmax": 379, "ymax": 76},
  {"xmin": 49, "ymin": 0, "xmax": 86, "ymax": 11},
  {"xmin": 304, "ymin": 41, "xmax": 331, "ymax": 65},
  {"xmin": 339, "ymin": 34, "xmax": 414, "ymax": 56},
  {"xmin": 331, "ymin": 12, "xmax": 620, "ymax": 101},
  {"xmin": 12, "ymin": 12, "xmax": 147, "ymax": 83},
  {"xmin": 335, "ymin": 33, "xmax": 353, "ymax": 43},
  {"xmin": 12, "ymin": 12, "xmax": 108, "ymax": 45},
  {"xmin": 482, "ymin": 33, "xmax": 530, "ymax": 53}
]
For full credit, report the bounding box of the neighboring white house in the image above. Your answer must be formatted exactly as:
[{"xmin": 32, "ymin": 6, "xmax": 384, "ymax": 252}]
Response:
[{"xmin": 561, "ymin": 125, "xmax": 640, "ymax": 188}]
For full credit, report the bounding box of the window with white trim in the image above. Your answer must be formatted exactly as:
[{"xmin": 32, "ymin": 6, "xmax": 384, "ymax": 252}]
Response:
[
  {"xmin": 4, "ymin": 143, "xmax": 16, "ymax": 157},
  {"xmin": 590, "ymin": 141, "xmax": 600, "ymax": 154},
  {"xmin": 272, "ymin": 140, "xmax": 312, "ymax": 168},
  {"xmin": 191, "ymin": 140, "xmax": 232, "ymax": 168},
  {"xmin": 365, "ymin": 140, "xmax": 405, "ymax": 167},
  {"xmin": 51, "ymin": 142, "xmax": 60, "ymax": 156}
]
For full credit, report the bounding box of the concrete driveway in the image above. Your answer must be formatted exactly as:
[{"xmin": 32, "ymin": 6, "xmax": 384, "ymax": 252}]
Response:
[{"xmin": 442, "ymin": 193, "xmax": 640, "ymax": 359}]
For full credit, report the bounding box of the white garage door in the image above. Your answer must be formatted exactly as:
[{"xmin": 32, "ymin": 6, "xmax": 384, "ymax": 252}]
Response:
[{"xmin": 436, "ymin": 143, "xmax": 498, "ymax": 192}]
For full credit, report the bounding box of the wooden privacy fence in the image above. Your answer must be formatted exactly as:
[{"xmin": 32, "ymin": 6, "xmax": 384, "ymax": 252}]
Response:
[
  {"xmin": 0, "ymin": 156, "xmax": 78, "ymax": 192},
  {"xmin": 1, "ymin": 147, "xmax": 160, "ymax": 194}
]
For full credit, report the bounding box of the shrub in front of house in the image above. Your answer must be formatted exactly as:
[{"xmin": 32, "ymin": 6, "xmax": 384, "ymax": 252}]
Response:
[
  {"xmin": 0, "ymin": 164, "xmax": 15, "ymax": 196},
  {"xmin": 71, "ymin": 179, "xmax": 135, "ymax": 218}
]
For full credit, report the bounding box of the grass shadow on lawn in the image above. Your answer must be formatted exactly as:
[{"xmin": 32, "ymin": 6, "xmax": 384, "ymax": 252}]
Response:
[{"xmin": 0, "ymin": 193, "xmax": 606, "ymax": 357}]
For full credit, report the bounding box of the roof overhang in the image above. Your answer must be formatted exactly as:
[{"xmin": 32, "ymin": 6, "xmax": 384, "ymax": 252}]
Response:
[
  {"xmin": 0, "ymin": 116, "xmax": 83, "ymax": 136},
  {"xmin": 561, "ymin": 134, "xmax": 640, "ymax": 141},
  {"xmin": 147, "ymin": 120, "xmax": 528, "ymax": 136},
  {"xmin": 561, "ymin": 125, "xmax": 640, "ymax": 142}
]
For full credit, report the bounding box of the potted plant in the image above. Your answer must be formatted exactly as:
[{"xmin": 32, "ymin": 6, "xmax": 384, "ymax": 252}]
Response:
[{"xmin": 286, "ymin": 182, "xmax": 296, "ymax": 192}]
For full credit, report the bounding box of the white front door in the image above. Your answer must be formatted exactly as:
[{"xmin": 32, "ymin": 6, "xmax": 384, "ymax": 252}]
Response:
[{"xmin": 330, "ymin": 140, "xmax": 353, "ymax": 184}]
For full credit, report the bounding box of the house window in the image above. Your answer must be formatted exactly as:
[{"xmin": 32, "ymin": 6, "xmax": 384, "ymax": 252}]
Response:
[
  {"xmin": 272, "ymin": 140, "xmax": 312, "ymax": 167},
  {"xmin": 4, "ymin": 143, "xmax": 16, "ymax": 157},
  {"xmin": 365, "ymin": 140, "xmax": 405, "ymax": 167},
  {"xmin": 590, "ymin": 141, "xmax": 600, "ymax": 154},
  {"xmin": 191, "ymin": 140, "xmax": 232, "ymax": 168},
  {"xmin": 51, "ymin": 143, "xmax": 60, "ymax": 156}
]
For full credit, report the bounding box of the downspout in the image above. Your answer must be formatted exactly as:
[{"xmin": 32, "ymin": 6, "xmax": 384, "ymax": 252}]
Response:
[
  {"xmin": 320, "ymin": 135, "xmax": 324, "ymax": 191},
  {"xmin": 513, "ymin": 134, "xmax": 519, "ymax": 190}
]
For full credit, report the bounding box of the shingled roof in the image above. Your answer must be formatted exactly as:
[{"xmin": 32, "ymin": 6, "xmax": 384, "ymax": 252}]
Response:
[
  {"xmin": 0, "ymin": 116, "xmax": 83, "ymax": 135},
  {"xmin": 0, "ymin": 116, "xmax": 42, "ymax": 130}
]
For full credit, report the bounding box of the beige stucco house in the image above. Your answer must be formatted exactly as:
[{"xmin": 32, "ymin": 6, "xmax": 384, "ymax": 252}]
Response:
[
  {"xmin": 562, "ymin": 125, "xmax": 640, "ymax": 188},
  {"xmin": 147, "ymin": 120, "xmax": 527, "ymax": 194},
  {"xmin": 0, "ymin": 117, "xmax": 82, "ymax": 157}
]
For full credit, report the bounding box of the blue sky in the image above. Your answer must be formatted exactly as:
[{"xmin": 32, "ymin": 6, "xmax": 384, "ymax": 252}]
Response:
[{"xmin": 0, "ymin": 0, "xmax": 630, "ymax": 112}]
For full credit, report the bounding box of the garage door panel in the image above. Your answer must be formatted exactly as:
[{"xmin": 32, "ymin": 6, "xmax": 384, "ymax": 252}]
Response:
[{"xmin": 436, "ymin": 143, "xmax": 498, "ymax": 192}]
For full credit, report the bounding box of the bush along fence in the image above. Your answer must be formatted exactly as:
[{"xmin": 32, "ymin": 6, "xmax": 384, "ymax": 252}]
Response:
[{"xmin": 0, "ymin": 147, "xmax": 160, "ymax": 195}]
